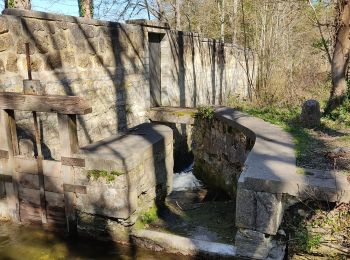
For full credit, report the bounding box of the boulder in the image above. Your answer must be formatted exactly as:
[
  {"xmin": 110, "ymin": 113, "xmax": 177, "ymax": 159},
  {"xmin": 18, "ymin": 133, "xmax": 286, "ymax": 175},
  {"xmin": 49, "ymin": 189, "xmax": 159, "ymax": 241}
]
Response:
[{"xmin": 300, "ymin": 100, "xmax": 321, "ymax": 128}]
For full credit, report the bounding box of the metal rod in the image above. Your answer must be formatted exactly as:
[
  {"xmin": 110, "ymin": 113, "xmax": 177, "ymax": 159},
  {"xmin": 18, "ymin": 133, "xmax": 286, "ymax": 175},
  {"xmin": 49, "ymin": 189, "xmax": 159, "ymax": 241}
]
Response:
[{"xmin": 25, "ymin": 43, "xmax": 32, "ymax": 80}]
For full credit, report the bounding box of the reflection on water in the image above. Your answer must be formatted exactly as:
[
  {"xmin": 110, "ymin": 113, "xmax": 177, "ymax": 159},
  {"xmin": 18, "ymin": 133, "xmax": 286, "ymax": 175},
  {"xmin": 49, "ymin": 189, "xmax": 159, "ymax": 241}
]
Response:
[{"xmin": 0, "ymin": 222, "xmax": 189, "ymax": 260}]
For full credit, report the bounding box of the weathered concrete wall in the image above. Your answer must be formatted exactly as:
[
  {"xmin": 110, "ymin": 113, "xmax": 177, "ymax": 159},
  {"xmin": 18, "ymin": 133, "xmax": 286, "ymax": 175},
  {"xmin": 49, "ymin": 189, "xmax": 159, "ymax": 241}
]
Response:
[
  {"xmin": 192, "ymin": 117, "xmax": 251, "ymax": 197},
  {"xmin": 160, "ymin": 31, "xmax": 250, "ymax": 107},
  {"xmin": 0, "ymin": 9, "xmax": 253, "ymax": 159}
]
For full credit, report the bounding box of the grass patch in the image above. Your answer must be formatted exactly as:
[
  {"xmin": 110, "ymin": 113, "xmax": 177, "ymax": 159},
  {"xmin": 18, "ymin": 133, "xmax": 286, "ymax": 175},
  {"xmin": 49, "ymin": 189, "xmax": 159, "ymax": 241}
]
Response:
[
  {"xmin": 227, "ymin": 100, "xmax": 348, "ymax": 168},
  {"xmin": 87, "ymin": 169, "xmax": 124, "ymax": 183},
  {"xmin": 195, "ymin": 106, "xmax": 215, "ymax": 120},
  {"xmin": 135, "ymin": 204, "xmax": 159, "ymax": 230}
]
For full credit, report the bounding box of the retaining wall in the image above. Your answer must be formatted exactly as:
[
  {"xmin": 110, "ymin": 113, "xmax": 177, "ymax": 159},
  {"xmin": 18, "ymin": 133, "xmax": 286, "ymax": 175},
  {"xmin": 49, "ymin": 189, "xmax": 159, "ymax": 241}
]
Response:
[{"xmin": 0, "ymin": 9, "xmax": 253, "ymax": 159}]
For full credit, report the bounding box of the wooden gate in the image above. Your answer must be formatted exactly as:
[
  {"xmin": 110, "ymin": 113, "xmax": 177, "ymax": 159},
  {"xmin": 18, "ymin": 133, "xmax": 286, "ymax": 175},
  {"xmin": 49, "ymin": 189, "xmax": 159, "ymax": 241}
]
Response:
[{"xmin": 0, "ymin": 92, "xmax": 91, "ymax": 233}]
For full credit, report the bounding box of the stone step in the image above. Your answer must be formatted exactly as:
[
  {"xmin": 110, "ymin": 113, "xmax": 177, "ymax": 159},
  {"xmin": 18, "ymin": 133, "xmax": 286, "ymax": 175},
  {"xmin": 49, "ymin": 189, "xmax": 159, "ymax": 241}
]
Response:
[{"xmin": 131, "ymin": 229, "xmax": 236, "ymax": 258}]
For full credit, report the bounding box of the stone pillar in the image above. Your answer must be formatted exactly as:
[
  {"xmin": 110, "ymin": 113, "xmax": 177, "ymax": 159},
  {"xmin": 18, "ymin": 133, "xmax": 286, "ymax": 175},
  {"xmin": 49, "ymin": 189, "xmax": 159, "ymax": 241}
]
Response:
[
  {"xmin": 234, "ymin": 187, "xmax": 289, "ymax": 259},
  {"xmin": 5, "ymin": 0, "xmax": 31, "ymax": 10}
]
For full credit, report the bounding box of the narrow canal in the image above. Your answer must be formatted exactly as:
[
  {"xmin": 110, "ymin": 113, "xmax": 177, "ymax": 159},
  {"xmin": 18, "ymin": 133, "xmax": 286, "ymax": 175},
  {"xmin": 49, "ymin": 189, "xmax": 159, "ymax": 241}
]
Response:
[{"xmin": 0, "ymin": 222, "xmax": 190, "ymax": 259}]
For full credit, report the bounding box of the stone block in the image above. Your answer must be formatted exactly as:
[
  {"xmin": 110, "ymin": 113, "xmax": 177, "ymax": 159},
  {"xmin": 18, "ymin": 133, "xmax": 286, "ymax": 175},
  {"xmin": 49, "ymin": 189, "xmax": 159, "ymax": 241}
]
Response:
[
  {"xmin": 300, "ymin": 100, "xmax": 321, "ymax": 128},
  {"xmin": 236, "ymin": 188, "xmax": 284, "ymax": 236},
  {"xmin": 256, "ymin": 192, "xmax": 283, "ymax": 235},
  {"xmin": 17, "ymin": 39, "xmax": 35, "ymax": 54},
  {"xmin": 46, "ymin": 52, "xmax": 62, "ymax": 69},
  {"xmin": 0, "ymin": 18, "xmax": 9, "ymax": 34},
  {"xmin": 6, "ymin": 53, "xmax": 18, "ymax": 72},
  {"xmin": 0, "ymin": 33, "xmax": 13, "ymax": 52},
  {"xmin": 52, "ymin": 32, "xmax": 67, "ymax": 50},
  {"xmin": 235, "ymin": 229, "xmax": 273, "ymax": 259},
  {"xmin": 35, "ymin": 34, "xmax": 50, "ymax": 54},
  {"xmin": 236, "ymin": 188, "xmax": 256, "ymax": 229}
]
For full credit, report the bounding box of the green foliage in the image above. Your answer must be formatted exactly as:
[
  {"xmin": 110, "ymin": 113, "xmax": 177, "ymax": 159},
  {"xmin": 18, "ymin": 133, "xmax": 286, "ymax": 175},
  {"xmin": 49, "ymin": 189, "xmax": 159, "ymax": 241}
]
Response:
[
  {"xmin": 87, "ymin": 169, "xmax": 124, "ymax": 183},
  {"xmin": 323, "ymin": 84, "xmax": 350, "ymax": 126},
  {"xmin": 6, "ymin": 0, "xmax": 15, "ymax": 8},
  {"xmin": 294, "ymin": 226, "xmax": 323, "ymax": 253},
  {"xmin": 195, "ymin": 106, "xmax": 215, "ymax": 120},
  {"xmin": 325, "ymin": 99, "xmax": 350, "ymax": 126},
  {"xmin": 135, "ymin": 204, "xmax": 159, "ymax": 229}
]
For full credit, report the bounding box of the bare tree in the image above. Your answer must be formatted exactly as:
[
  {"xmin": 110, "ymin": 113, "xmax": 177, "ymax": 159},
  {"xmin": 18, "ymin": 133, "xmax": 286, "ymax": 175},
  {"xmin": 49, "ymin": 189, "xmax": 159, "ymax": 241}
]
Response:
[
  {"xmin": 78, "ymin": 0, "xmax": 94, "ymax": 18},
  {"xmin": 175, "ymin": 0, "xmax": 181, "ymax": 30},
  {"xmin": 5, "ymin": 0, "xmax": 31, "ymax": 9},
  {"xmin": 325, "ymin": 0, "xmax": 350, "ymax": 114},
  {"xmin": 219, "ymin": 0, "xmax": 225, "ymax": 42}
]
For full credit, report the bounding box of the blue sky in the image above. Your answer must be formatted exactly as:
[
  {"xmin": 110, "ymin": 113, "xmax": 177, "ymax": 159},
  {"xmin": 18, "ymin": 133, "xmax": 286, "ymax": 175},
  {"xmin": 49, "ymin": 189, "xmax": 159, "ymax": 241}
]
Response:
[{"xmin": 0, "ymin": 0, "xmax": 149, "ymax": 21}]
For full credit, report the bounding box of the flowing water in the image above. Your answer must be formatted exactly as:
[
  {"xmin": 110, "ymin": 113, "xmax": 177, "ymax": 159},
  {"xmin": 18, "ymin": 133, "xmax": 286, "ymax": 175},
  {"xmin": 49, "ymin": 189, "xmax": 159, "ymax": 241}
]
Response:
[{"xmin": 0, "ymin": 222, "xmax": 189, "ymax": 260}]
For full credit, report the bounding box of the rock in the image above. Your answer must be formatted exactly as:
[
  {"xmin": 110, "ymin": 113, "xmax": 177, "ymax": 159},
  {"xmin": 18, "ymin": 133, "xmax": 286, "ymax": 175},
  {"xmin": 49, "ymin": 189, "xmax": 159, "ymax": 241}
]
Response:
[
  {"xmin": 300, "ymin": 99, "xmax": 321, "ymax": 128},
  {"xmin": 0, "ymin": 33, "xmax": 13, "ymax": 52}
]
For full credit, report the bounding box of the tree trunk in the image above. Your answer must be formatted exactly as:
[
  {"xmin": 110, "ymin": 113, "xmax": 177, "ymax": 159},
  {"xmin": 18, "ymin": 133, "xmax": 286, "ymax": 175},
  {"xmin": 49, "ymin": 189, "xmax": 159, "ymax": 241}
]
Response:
[
  {"xmin": 78, "ymin": 0, "xmax": 94, "ymax": 18},
  {"xmin": 175, "ymin": 0, "xmax": 181, "ymax": 30},
  {"xmin": 325, "ymin": 1, "xmax": 350, "ymax": 114},
  {"xmin": 219, "ymin": 0, "xmax": 225, "ymax": 42},
  {"xmin": 231, "ymin": 0, "xmax": 238, "ymax": 44},
  {"xmin": 5, "ymin": 0, "xmax": 31, "ymax": 9},
  {"xmin": 156, "ymin": 0, "xmax": 166, "ymax": 22}
]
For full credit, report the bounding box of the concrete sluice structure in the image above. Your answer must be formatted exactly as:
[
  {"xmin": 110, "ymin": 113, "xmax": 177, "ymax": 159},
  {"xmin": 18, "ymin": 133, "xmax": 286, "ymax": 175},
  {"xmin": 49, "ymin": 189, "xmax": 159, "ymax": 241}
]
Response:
[{"xmin": 0, "ymin": 8, "xmax": 349, "ymax": 260}]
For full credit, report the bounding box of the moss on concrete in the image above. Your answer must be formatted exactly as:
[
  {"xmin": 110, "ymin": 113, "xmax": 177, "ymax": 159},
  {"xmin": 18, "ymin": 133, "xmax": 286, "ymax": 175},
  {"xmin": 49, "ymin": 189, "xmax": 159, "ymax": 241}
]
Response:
[{"xmin": 87, "ymin": 169, "xmax": 124, "ymax": 183}]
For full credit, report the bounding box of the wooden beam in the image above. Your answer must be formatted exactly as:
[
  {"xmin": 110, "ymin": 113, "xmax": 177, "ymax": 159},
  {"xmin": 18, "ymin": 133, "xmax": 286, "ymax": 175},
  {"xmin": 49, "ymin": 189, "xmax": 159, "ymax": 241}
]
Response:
[
  {"xmin": 61, "ymin": 157, "xmax": 85, "ymax": 167},
  {"xmin": 0, "ymin": 174, "xmax": 12, "ymax": 182},
  {"xmin": 1, "ymin": 110, "xmax": 20, "ymax": 222},
  {"xmin": 14, "ymin": 157, "xmax": 61, "ymax": 178},
  {"xmin": 58, "ymin": 114, "xmax": 79, "ymax": 234},
  {"xmin": 0, "ymin": 92, "xmax": 92, "ymax": 115},
  {"xmin": 63, "ymin": 184, "xmax": 87, "ymax": 194}
]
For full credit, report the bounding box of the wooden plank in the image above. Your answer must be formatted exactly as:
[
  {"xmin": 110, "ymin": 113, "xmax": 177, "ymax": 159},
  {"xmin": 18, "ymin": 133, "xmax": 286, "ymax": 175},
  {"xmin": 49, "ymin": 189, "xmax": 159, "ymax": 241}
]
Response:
[
  {"xmin": 45, "ymin": 191, "xmax": 65, "ymax": 208},
  {"xmin": 61, "ymin": 157, "xmax": 85, "ymax": 167},
  {"xmin": 19, "ymin": 187, "xmax": 40, "ymax": 205},
  {"xmin": 1, "ymin": 110, "xmax": 20, "ymax": 222},
  {"xmin": 58, "ymin": 114, "xmax": 79, "ymax": 234},
  {"xmin": 0, "ymin": 150, "xmax": 9, "ymax": 159},
  {"xmin": 0, "ymin": 92, "xmax": 92, "ymax": 115},
  {"xmin": 0, "ymin": 174, "xmax": 12, "ymax": 182},
  {"xmin": 32, "ymin": 111, "xmax": 48, "ymax": 224},
  {"xmin": 6, "ymin": 110, "xmax": 19, "ymax": 156},
  {"xmin": 17, "ymin": 173, "xmax": 63, "ymax": 193},
  {"xmin": 63, "ymin": 184, "xmax": 87, "ymax": 194},
  {"xmin": 14, "ymin": 157, "xmax": 61, "ymax": 178}
]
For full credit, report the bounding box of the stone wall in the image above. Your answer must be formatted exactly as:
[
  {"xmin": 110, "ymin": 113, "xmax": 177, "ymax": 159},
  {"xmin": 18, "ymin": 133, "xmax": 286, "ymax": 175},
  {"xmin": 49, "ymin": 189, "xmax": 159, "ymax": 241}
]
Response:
[
  {"xmin": 0, "ymin": 9, "xmax": 253, "ymax": 159},
  {"xmin": 192, "ymin": 117, "xmax": 251, "ymax": 197}
]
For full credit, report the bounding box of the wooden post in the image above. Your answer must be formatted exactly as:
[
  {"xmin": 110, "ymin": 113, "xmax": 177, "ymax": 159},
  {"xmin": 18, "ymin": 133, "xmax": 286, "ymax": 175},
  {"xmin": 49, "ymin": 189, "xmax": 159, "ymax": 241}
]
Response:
[
  {"xmin": 57, "ymin": 113, "xmax": 79, "ymax": 234},
  {"xmin": 0, "ymin": 109, "xmax": 20, "ymax": 222},
  {"xmin": 32, "ymin": 112, "xmax": 47, "ymax": 224}
]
